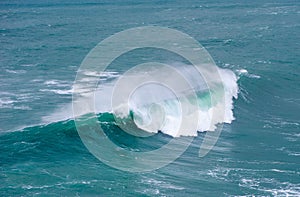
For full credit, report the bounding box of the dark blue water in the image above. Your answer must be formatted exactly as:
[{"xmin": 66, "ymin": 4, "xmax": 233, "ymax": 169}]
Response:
[{"xmin": 1, "ymin": 0, "xmax": 299, "ymax": 196}]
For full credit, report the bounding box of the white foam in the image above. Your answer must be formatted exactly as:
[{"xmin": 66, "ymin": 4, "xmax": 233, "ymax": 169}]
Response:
[
  {"xmin": 106, "ymin": 64, "xmax": 238, "ymax": 137},
  {"xmin": 20, "ymin": 63, "xmax": 37, "ymax": 67},
  {"xmin": 123, "ymin": 66, "xmax": 239, "ymax": 137},
  {"xmin": 82, "ymin": 70, "xmax": 119, "ymax": 79},
  {"xmin": 5, "ymin": 69, "xmax": 26, "ymax": 74},
  {"xmin": 0, "ymin": 97, "xmax": 32, "ymax": 110},
  {"xmin": 39, "ymin": 88, "xmax": 73, "ymax": 95},
  {"xmin": 44, "ymin": 80, "xmax": 60, "ymax": 85},
  {"xmin": 236, "ymin": 69, "xmax": 261, "ymax": 79},
  {"xmin": 44, "ymin": 80, "xmax": 71, "ymax": 87}
]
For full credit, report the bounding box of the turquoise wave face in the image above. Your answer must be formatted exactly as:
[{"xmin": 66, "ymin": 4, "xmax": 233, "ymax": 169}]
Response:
[{"xmin": 0, "ymin": 113, "xmax": 173, "ymax": 159}]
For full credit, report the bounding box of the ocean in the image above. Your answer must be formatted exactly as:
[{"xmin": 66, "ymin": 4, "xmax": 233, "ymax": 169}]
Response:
[{"xmin": 0, "ymin": 0, "xmax": 299, "ymax": 196}]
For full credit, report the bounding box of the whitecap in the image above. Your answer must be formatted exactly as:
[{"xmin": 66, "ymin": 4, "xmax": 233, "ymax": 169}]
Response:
[
  {"xmin": 39, "ymin": 88, "xmax": 73, "ymax": 95},
  {"xmin": 5, "ymin": 69, "xmax": 26, "ymax": 74}
]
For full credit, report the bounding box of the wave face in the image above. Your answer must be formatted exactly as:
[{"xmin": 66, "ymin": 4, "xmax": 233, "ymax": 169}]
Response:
[{"xmin": 1, "ymin": 113, "xmax": 172, "ymax": 155}]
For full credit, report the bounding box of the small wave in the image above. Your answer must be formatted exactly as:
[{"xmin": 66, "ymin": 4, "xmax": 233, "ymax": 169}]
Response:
[
  {"xmin": 44, "ymin": 80, "xmax": 61, "ymax": 85},
  {"xmin": 20, "ymin": 63, "xmax": 38, "ymax": 67},
  {"xmin": 39, "ymin": 88, "xmax": 73, "ymax": 95},
  {"xmin": 236, "ymin": 69, "xmax": 261, "ymax": 79},
  {"xmin": 82, "ymin": 70, "xmax": 119, "ymax": 80},
  {"xmin": 5, "ymin": 69, "xmax": 26, "ymax": 74},
  {"xmin": 208, "ymin": 166, "xmax": 300, "ymax": 197},
  {"xmin": 0, "ymin": 92, "xmax": 35, "ymax": 110},
  {"xmin": 18, "ymin": 179, "xmax": 96, "ymax": 190},
  {"xmin": 252, "ymin": 180, "xmax": 300, "ymax": 197},
  {"xmin": 0, "ymin": 97, "xmax": 16, "ymax": 106},
  {"xmin": 0, "ymin": 97, "xmax": 30, "ymax": 110},
  {"xmin": 43, "ymin": 80, "xmax": 72, "ymax": 89},
  {"xmin": 140, "ymin": 178, "xmax": 185, "ymax": 190}
]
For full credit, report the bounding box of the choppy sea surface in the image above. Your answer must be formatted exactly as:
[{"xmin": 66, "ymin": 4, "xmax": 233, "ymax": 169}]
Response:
[{"xmin": 1, "ymin": 0, "xmax": 299, "ymax": 196}]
